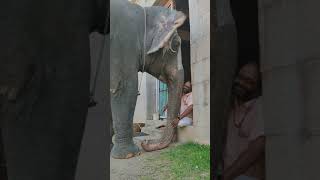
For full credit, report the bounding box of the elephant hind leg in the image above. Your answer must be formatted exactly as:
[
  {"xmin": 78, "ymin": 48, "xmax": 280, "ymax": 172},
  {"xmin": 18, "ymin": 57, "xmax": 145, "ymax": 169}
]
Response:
[{"xmin": 110, "ymin": 77, "xmax": 140, "ymax": 159}]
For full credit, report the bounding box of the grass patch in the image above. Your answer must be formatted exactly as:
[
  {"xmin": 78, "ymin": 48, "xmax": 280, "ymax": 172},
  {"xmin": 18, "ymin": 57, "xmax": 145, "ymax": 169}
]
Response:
[{"xmin": 142, "ymin": 142, "xmax": 210, "ymax": 180}]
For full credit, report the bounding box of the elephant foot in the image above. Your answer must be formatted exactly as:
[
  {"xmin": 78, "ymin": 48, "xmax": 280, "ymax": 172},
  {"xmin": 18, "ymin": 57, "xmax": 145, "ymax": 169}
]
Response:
[{"xmin": 111, "ymin": 142, "xmax": 140, "ymax": 159}]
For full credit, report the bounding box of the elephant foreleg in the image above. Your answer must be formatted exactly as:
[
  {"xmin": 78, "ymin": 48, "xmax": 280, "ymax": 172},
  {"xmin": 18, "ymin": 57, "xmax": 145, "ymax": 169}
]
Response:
[{"xmin": 110, "ymin": 75, "xmax": 140, "ymax": 159}]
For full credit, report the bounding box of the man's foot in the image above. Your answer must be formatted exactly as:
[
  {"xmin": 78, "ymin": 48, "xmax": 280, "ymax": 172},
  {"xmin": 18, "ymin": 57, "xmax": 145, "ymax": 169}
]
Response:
[{"xmin": 111, "ymin": 143, "xmax": 140, "ymax": 159}]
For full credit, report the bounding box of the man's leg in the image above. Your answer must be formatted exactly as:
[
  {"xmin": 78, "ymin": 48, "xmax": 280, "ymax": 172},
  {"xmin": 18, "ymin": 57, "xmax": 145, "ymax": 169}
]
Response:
[{"xmin": 178, "ymin": 117, "xmax": 193, "ymax": 127}]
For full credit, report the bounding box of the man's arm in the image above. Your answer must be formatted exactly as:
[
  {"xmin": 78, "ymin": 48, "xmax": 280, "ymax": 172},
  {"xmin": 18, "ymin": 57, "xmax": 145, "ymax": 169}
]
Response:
[
  {"xmin": 172, "ymin": 105, "xmax": 193, "ymax": 127},
  {"xmin": 162, "ymin": 104, "xmax": 168, "ymax": 113},
  {"xmin": 223, "ymin": 136, "xmax": 265, "ymax": 180},
  {"xmin": 179, "ymin": 104, "xmax": 193, "ymax": 119}
]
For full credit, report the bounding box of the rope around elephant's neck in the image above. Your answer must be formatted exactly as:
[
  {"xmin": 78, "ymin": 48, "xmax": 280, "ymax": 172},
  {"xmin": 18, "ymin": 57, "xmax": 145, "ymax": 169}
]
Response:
[{"xmin": 137, "ymin": 6, "xmax": 147, "ymax": 96}]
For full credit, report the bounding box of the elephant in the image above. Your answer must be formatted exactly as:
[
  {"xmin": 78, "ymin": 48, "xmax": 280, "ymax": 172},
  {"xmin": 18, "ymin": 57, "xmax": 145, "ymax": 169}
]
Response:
[
  {"xmin": 110, "ymin": 0, "xmax": 187, "ymax": 159},
  {"xmin": 0, "ymin": 0, "xmax": 107, "ymax": 179}
]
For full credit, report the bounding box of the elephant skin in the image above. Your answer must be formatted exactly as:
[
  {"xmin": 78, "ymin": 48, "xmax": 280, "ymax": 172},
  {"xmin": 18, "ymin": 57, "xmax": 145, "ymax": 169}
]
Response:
[
  {"xmin": 0, "ymin": 0, "xmax": 107, "ymax": 179},
  {"xmin": 110, "ymin": 0, "xmax": 186, "ymax": 159}
]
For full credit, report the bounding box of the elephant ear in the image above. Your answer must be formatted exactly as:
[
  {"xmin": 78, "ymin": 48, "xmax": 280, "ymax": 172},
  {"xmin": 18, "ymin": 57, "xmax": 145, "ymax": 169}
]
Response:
[{"xmin": 146, "ymin": 9, "xmax": 186, "ymax": 54}]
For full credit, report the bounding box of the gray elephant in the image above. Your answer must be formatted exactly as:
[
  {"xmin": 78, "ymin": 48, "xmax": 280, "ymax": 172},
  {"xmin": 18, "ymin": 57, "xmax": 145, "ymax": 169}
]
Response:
[{"xmin": 110, "ymin": 0, "xmax": 186, "ymax": 159}]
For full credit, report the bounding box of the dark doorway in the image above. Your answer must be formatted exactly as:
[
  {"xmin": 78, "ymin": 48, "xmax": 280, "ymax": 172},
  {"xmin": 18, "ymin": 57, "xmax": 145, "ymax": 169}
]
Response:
[
  {"xmin": 175, "ymin": 0, "xmax": 191, "ymax": 83},
  {"xmin": 230, "ymin": 0, "xmax": 260, "ymax": 70}
]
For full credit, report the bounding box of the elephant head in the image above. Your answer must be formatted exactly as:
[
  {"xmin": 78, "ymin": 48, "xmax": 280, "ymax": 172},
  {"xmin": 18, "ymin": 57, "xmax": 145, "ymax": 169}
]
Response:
[{"xmin": 140, "ymin": 7, "xmax": 187, "ymax": 152}]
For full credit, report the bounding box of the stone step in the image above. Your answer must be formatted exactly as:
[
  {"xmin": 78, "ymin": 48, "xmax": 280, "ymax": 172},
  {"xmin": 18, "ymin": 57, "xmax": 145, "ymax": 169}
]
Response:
[{"xmin": 178, "ymin": 126, "xmax": 195, "ymax": 143}]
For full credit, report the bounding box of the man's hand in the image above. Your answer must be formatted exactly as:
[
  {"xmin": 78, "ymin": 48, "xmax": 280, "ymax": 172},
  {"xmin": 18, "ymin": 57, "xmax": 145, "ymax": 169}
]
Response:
[
  {"xmin": 162, "ymin": 104, "xmax": 168, "ymax": 113},
  {"xmin": 171, "ymin": 118, "xmax": 180, "ymax": 128}
]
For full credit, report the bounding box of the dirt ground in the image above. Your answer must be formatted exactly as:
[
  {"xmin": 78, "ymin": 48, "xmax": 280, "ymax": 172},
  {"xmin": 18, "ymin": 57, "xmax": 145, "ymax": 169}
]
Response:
[
  {"xmin": 110, "ymin": 120, "xmax": 169, "ymax": 180},
  {"xmin": 110, "ymin": 120, "xmax": 213, "ymax": 180},
  {"xmin": 110, "ymin": 145, "xmax": 165, "ymax": 180}
]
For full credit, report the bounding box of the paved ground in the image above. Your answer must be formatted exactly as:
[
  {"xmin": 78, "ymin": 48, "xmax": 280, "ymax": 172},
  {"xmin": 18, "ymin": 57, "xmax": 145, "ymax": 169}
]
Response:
[{"xmin": 110, "ymin": 120, "xmax": 168, "ymax": 180}]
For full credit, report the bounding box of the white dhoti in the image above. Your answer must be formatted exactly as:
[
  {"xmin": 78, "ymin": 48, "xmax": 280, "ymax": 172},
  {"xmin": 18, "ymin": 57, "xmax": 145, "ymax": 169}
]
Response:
[{"xmin": 178, "ymin": 117, "xmax": 193, "ymax": 127}]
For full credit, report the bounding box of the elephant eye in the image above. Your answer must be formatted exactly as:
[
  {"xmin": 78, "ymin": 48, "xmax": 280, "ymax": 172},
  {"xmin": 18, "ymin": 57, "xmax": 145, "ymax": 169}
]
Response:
[{"xmin": 170, "ymin": 38, "xmax": 180, "ymax": 52}]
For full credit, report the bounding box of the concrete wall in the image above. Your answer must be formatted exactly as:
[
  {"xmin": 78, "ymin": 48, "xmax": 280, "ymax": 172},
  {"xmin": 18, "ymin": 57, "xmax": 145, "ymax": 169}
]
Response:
[{"xmin": 187, "ymin": 0, "xmax": 210, "ymax": 144}]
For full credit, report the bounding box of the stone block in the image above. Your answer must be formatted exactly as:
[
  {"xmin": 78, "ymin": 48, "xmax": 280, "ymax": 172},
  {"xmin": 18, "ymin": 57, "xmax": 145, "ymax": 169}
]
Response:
[
  {"xmin": 193, "ymin": 126, "xmax": 210, "ymax": 145},
  {"xmin": 194, "ymin": 103, "xmax": 210, "ymax": 129},
  {"xmin": 177, "ymin": 122, "xmax": 210, "ymax": 145},
  {"xmin": 191, "ymin": 58, "xmax": 210, "ymax": 84},
  {"xmin": 189, "ymin": 8, "xmax": 210, "ymax": 45},
  {"xmin": 191, "ymin": 80, "xmax": 210, "ymax": 107},
  {"xmin": 191, "ymin": 104, "xmax": 200, "ymax": 126},
  {"xmin": 178, "ymin": 126, "xmax": 196, "ymax": 143}
]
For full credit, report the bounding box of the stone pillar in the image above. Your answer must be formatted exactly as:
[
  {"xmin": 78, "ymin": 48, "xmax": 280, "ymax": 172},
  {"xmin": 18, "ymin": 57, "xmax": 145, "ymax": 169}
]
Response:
[
  {"xmin": 258, "ymin": 0, "xmax": 320, "ymax": 179},
  {"xmin": 295, "ymin": 4, "xmax": 320, "ymax": 179},
  {"xmin": 146, "ymin": 74, "xmax": 158, "ymax": 120},
  {"xmin": 187, "ymin": 0, "xmax": 210, "ymax": 144}
]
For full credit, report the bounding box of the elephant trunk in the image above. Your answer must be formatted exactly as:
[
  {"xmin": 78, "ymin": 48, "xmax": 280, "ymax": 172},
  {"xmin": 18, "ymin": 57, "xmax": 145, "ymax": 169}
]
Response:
[{"xmin": 141, "ymin": 69, "xmax": 184, "ymax": 152}]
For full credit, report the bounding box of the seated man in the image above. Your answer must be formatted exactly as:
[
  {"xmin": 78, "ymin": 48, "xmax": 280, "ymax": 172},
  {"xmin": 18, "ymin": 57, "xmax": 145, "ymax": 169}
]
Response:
[
  {"xmin": 164, "ymin": 81, "xmax": 193, "ymax": 128},
  {"xmin": 223, "ymin": 62, "xmax": 265, "ymax": 180}
]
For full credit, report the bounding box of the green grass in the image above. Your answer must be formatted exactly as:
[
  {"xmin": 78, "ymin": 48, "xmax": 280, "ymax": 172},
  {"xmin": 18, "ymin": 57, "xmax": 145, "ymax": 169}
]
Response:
[{"xmin": 142, "ymin": 142, "xmax": 210, "ymax": 180}]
